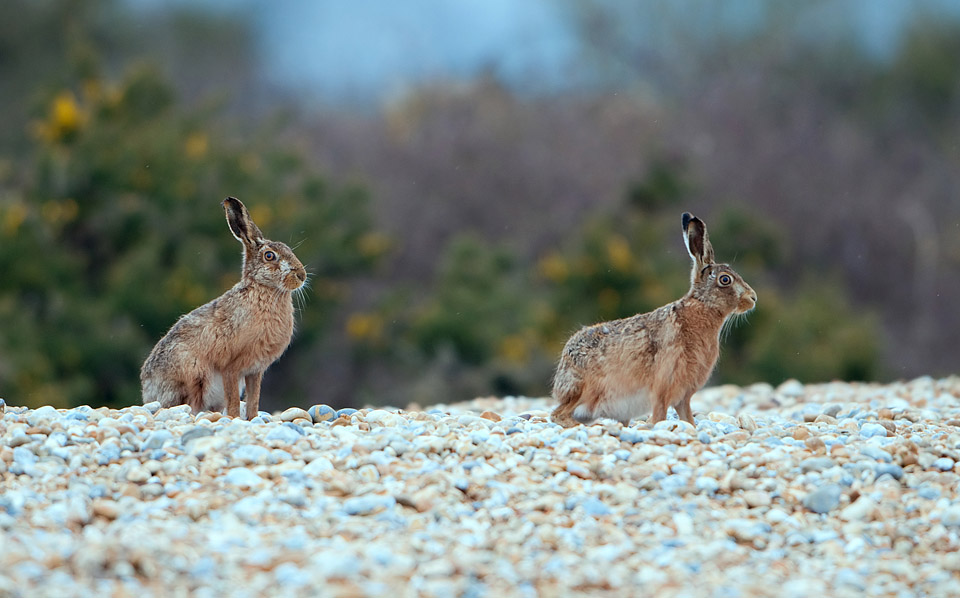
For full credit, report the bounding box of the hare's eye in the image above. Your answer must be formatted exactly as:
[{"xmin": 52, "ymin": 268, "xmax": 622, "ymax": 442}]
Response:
[
  {"xmin": 718, "ymin": 273, "xmax": 732, "ymax": 286},
  {"xmin": 264, "ymin": 250, "xmax": 276, "ymax": 262}
]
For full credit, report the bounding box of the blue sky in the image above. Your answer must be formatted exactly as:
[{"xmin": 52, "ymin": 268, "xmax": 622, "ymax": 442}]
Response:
[
  {"xmin": 133, "ymin": 0, "xmax": 960, "ymax": 106},
  {"xmin": 253, "ymin": 0, "xmax": 580, "ymax": 104}
]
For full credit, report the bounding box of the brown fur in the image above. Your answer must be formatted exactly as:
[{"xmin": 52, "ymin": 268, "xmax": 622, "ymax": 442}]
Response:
[
  {"xmin": 551, "ymin": 212, "xmax": 757, "ymax": 427},
  {"xmin": 141, "ymin": 197, "xmax": 306, "ymax": 419}
]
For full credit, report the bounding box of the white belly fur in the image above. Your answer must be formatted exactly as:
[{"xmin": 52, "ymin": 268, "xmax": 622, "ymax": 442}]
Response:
[
  {"xmin": 574, "ymin": 390, "xmax": 653, "ymax": 424},
  {"xmin": 202, "ymin": 372, "xmax": 245, "ymax": 413}
]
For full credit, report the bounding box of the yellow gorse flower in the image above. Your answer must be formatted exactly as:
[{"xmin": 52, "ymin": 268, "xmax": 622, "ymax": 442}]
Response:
[
  {"xmin": 34, "ymin": 91, "xmax": 88, "ymax": 142},
  {"xmin": 184, "ymin": 132, "xmax": 209, "ymax": 159},
  {"xmin": 537, "ymin": 252, "xmax": 569, "ymax": 282},
  {"xmin": 358, "ymin": 232, "xmax": 391, "ymax": 258},
  {"xmin": 2, "ymin": 202, "xmax": 29, "ymax": 236},
  {"xmin": 346, "ymin": 312, "xmax": 384, "ymax": 342},
  {"xmin": 52, "ymin": 92, "xmax": 82, "ymax": 132},
  {"xmin": 497, "ymin": 333, "xmax": 531, "ymax": 364},
  {"xmin": 250, "ymin": 204, "xmax": 273, "ymax": 229},
  {"xmin": 40, "ymin": 199, "xmax": 79, "ymax": 226},
  {"xmin": 606, "ymin": 235, "xmax": 633, "ymax": 272}
]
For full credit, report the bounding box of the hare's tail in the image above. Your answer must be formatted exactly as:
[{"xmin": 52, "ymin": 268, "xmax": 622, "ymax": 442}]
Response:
[{"xmin": 550, "ymin": 365, "xmax": 584, "ymax": 427}]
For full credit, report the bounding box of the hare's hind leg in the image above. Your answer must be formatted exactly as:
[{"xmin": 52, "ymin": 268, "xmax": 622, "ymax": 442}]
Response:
[
  {"xmin": 551, "ymin": 366, "xmax": 586, "ymax": 427},
  {"xmin": 184, "ymin": 374, "xmax": 209, "ymax": 414},
  {"xmin": 551, "ymin": 403, "xmax": 581, "ymax": 428}
]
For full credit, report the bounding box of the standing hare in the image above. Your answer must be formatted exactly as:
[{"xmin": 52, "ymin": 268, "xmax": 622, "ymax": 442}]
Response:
[
  {"xmin": 141, "ymin": 197, "xmax": 306, "ymax": 419},
  {"xmin": 551, "ymin": 212, "xmax": 756, "ymax": 428}
]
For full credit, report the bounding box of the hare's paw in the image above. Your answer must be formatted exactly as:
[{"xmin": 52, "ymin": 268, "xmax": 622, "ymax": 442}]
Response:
[{"xmin": 550, "ymin": 405, "xmax": 583, "ymax": 428}]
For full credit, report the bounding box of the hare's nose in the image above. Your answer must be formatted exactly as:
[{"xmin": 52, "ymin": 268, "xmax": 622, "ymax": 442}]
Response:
[{"xmin": 295, "ymin": 269, "xmax": 306, "ymax": 282}]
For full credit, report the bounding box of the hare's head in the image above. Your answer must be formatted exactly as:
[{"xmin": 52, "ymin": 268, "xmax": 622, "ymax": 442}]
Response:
[
  {"xmin": 223, "ymin": 197, "xmax": 306, "ymax": 292},
  {"xmin": 682, "ymin": 212, "xmax": 757, "ymax": 315}
]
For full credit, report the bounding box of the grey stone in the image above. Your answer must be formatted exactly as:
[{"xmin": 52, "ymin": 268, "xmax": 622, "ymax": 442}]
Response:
[
  {"xmin": 803, "ymin": 484, "xmax": 842, "ymax": 514},
  {"xmin": 142, "ymin": 430, "xmax": 174, "ymax": 451},
  {"xmin": 859, "ymin": 445, "xmax": 892, "ymax": 462},
  {"xmin": 800, "ymin": 457, "xmax": 836, "ymax": 473},
  {"xmin": 875, "ymin": 464, "xmax": 904, "ymax": 480},
  {"xmin": 180, "ymin": 427, "xmax": 215, "ymax": 445},
  {"xmin": 579, "ymin": 497, "xmax": 612, "ymax": 517},
  {"xmin": 823, "ymin": 404, "xmax": 843, "ymax": 418},
  {"xmin": 343, "ymin": 494, "xmax": 395, "ymax": 516},
  {"xmin": 619, "ymin": 429, "xmax": 647, "ymax": 444}
]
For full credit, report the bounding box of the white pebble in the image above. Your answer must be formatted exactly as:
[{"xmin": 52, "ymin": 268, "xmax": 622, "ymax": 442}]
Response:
[
  {"xmin": 265, "ymin": 425, "xmax": 303, "ymax": 444},
  {"xmin": 365, "ymin": 410, "xmax": 404, "ymax": 427},
  {"xmin": 222, "ymin": 467, "xmax": 265, "ymax": 488},
  {"xmin": 125, "ymin": 466, "xmax": 151, "ymax": 483},
  {"xmin": 4, "ymin": 377, "xmax": 960, "ymax": 597},
  {"xmin": 932, "ymin": 457, "xmax": 955, "ymax": 472},
  {"xmin": 840, "ymin": 496, "xmax": 875, "ymax": 522},
  {"xmin": 738, "ymin": 413, "xmax": 757, "ymax": 433},
  {"xmin": 859, "ymin": 423, "xmax": 887, "ymax": 438},
  {"xmin": 343, "ymin": 494, "xmax": 395, "ymax": 516},
  {"xmin": 303, "ymin": 458, "xmax": 334, "ymax": 475},
  {"xmin": 280, "ymin": 407, "xmax": 311, "ymax": 422},
  {"xmin": 942, "ymin": 506, "xmax": 960, "ymax": 527}
]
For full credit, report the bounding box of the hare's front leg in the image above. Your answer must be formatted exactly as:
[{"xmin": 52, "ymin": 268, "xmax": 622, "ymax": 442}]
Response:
[
  {"xmin": 674, "ymin": 392, "xmax": 696, "ymax": 426},
  {"xmin": 244, "ymin": 372, "xmax": 263, "ymax": 421},
  {"xmin": 649, "ymin": 401, "xmax": 668, "ymax": 425},
  {"xmin": 223, "ymin": 371, "xmax": 242, "ymax": 418}
]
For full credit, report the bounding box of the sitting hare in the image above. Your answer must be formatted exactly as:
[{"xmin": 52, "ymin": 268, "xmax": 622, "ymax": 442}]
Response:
[
  {"xmin": 551, "ymin": 212, "xmax": 756, "ymax": 427},
  {"xmin": 141, "ymin": 197, "xmax": 306, "ymax": 419}
]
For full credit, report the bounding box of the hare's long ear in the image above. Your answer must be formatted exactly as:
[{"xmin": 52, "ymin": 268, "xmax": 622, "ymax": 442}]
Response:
[
  {"xmin": 223, "ymin": 197, "xmax": 265, "ymax": 248},
  {"xmin": 682, "ymin": 212, "xmax": 715, "ymax": 282}
]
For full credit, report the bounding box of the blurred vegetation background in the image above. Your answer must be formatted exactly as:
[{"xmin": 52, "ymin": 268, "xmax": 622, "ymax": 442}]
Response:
[{"xmin": 1, "ymin": 1, "xmax": 958, "ymax": 410}]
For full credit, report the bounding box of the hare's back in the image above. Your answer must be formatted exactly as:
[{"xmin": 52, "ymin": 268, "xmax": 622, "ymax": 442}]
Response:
[
  {"xmin": 562, "ymin": 323, "xmax": 610, "ymax": 368},
  {"xmin": 562, "ymin": 316, "xmax": 638, "ymax": 365}
]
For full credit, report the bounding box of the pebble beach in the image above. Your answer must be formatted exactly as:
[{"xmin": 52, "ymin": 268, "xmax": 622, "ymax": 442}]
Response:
[{"xmin": 2, "ymin": 377, "xmax": 960, "ymax": 597}]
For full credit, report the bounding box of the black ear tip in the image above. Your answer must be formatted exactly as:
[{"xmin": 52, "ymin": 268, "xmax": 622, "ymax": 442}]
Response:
[
  {"xmin": 222, "ymin": 196, "xmax": 243, "ymax": 211},
  {"xmin": 682, "ymin": 212, "xmax": 693, "ymax": 230}
]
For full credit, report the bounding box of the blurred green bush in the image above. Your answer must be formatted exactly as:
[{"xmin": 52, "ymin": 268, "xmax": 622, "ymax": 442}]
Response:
[
  {"xmin": 376, "ymin": 164, "xmax": 882, "ymax": 405},
  {"xmin": 0, "ymin": 1, "xmax": 896, "ymax": 410},
  {"xmin": 0, "ymin": 72, "xmax": 882, "ymax": 409},
  {"xmin": 0, "ymin": 68, "xmax": 382, "ymax": 408}
]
